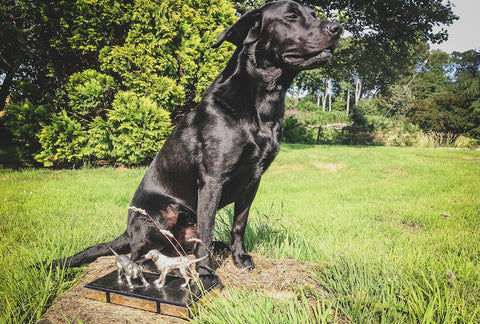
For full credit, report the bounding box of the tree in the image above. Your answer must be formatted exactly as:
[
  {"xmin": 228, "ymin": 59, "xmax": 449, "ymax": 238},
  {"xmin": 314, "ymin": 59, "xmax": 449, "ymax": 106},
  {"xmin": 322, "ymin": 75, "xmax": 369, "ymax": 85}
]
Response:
[
  {"xmin": 276, "ymin": 0, "xmax": 454, "ymax": 103},
  {"xmin": 407, "ymin": 50, "xmax": 480, "ymax": 142},
  {"xmin": 314, "ymin": 0, "xmax": 455, "ymax": 89},
  {"xmin": 410, "ymin": 50, "xmax": 451, "ymax": 100},
  {"xmin": 0, "ymin": 0, "xmax": 132, "ymax": 110},
  {"xmin": 451, "ymin": 50, "xmax": 480, "ymax": 139},
  {"xmin": 66, "ymin": 69, "xmax": 118, "ymax": 124},
  {"xmin": 2, "ymin": 0, "xmax": 238, "ymax": 165},
  {"xmin": 100, "ymin": 0, "xmax": 237, "ymax": 121}
]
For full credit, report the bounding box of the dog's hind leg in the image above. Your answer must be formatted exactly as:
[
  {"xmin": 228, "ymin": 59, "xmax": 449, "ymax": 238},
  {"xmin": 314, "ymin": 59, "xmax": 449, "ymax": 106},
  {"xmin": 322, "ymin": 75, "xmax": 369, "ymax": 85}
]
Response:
[{"xmin": 47, "ymin": 231, "xmax": 130, "ymax": 269}]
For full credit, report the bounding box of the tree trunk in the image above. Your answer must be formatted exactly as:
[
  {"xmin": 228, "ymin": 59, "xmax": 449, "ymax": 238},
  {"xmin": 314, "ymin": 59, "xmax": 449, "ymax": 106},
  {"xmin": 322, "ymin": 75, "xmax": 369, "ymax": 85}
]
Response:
[
  {"xmin": 0, "ymin": 71, "xmax": 14, "ymax": 111},
  {"xmin": 346, "ymin": 88, "xmax": 351, "ymax": 116},
  {"xmin": 328, "ymin": 91, "xmax": 332, "ymax": 112},
  {"xmin": 322, "ymin": 83, "xmax": 328, "ymax": 112},
  {"xmin": 355, "ymin": 78, "xmax": 362, "ymax": 106}
]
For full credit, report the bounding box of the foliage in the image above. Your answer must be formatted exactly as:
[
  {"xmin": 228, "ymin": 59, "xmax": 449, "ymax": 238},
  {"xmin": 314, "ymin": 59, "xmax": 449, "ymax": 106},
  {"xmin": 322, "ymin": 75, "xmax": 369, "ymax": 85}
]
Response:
[
  {"xmin": 107, "ymin": 91, "xmax": 172, "ymax": 165},
  {"xmin": 318, "ymin": 0, "xmax": 454, "ymax": 91},
  {"xmin": 0, "ymin": 0, "xmax": 131, "ymax": 109},
  {"xmin": 357, "ymin": 98, "xmax": 381, "ymax": 116},
  {"xmin": 85, "ymin": 116, "xmax": 114, "ymax": 161},
  {"xmin": 296, "ymin": 96, "xmax": 319, "ymax": 112},
  {"xmin": 2, "ymin": 102, "xmax": 51, "ymax": 159},
  {"xmin": 408, "ymin": 94, "xmax": 464, "ymax": 144},
  {"xmin": 34, "ymin": 92, "xmax": 173, "ymax": 167},
  {"xmin": 341, "ymin": 106, "xmax": 373, "ymax": 145},
  {"xmin": 2, "ymin": 0, "xmax": 237, "ymax": 165},
  {"xmin": 410, "ymin": 50, "xmax": 452, "ymax": 100},
  {"xmin": 331, "ymin": 97, "xmax": 347, "ymax": 113},
  {"xmin": 373, "ymin": 119, "xmax": 421, "ymax": 147},
  {"xmin": 99, "ymin": 0, "xmax": 236, "ymax": 121},
  {"xmin": 282, "ymin": 115, "xmax": 316, "ymax": 144},
  {"xmin": 1, "ymin": 0, "xmax": 476, "ymax": 158},
  {"xmin": 375, "ymin": 83, "xmax": 415, "ymax": 117},
  {"xmin": 35, "ymin": 110, "xmax": 89, "ymax": 167},
  {"xmin": 66, "ymin": 69, "xmax": 118, "ymax": 124},
  {"xmin": 453, "ymin": 51, "xmax": 480, "ymax": 139},
  {"xmin": 298, "ymin": 110, "xmax": 350, "ymax": 126},
  {"xmin": 407, "ymin": 50, "xmax": 480, "ymax": 142}
]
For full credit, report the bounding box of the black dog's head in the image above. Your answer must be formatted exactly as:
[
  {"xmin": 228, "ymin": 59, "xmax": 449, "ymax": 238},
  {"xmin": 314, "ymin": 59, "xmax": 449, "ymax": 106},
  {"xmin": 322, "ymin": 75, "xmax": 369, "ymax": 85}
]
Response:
[{"xmin": 213, "ymin": 0, "xmax": 342, "ymax": 71}]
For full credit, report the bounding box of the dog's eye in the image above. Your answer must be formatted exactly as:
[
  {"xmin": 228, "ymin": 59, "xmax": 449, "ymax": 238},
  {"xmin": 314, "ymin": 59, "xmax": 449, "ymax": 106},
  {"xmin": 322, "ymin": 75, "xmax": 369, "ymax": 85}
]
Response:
[{"xmin": 285, "ymin": 13, "xmax": 299, "ymax": 20}]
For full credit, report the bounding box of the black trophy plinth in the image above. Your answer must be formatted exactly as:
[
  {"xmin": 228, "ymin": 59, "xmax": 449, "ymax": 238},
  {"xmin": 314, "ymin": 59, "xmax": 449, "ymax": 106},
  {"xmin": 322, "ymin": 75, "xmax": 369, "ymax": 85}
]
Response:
[{"xmin": 83, "ymin": 271, "xmax": 222, "ymax": 319}]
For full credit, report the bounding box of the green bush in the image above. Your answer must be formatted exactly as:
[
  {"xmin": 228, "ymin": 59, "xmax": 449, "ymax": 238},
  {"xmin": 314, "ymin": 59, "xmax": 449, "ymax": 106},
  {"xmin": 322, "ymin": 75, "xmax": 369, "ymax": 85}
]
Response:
[
  {"xmin": 341, "ymin": 106, "xmax": 374, "ymax": 145},
  {"xmin": 34, "ymin": 92, "xmax": 173, "ymax": 167},
  {"xmin": 358, "ymin": 98, "xmax": 383, "ymax": 116},
  {"xmin": 373, "ymin": 119, "xmax": 421, "ymax": 147},
  {"xmin": 331, "ymin": 98, "xmax": 347, "ymax": 112},
  {"xmin": 66, "ymin": 69, "xmax": 118, "ymax": 124},
  {"xmin": 296, "ymin": 97, "xmax": 319, "ymax": 112},
  {"xmin": 35, "ymin": 110, "xmax": 88, "ymax": 167},
  {"xmin": 282, "ymin": 115, "xmax": 315, "ymax": 144},
  {"xmin": 86, "ymin": 116, "xmax": 114, "ymax": 161},
  {"xmin": 107, "ymin": 91, "xmax": 173, "ymax": 165},
  {"xmin": 2, "ymin": 102, "xmax": 51, "ymax": 159}
]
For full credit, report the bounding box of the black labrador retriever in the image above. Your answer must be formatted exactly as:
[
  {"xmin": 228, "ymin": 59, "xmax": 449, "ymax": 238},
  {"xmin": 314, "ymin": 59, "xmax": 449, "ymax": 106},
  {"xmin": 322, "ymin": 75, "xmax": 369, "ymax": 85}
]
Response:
[{"xmin": 49, "ymin": 0, "xmax": 341, "ymax": 273}]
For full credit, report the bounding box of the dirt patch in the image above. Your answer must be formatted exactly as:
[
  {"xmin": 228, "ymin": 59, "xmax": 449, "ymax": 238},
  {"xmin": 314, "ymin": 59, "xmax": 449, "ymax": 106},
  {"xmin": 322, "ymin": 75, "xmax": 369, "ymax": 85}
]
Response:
[
  {"xmin": 388, "ymin": 168, "xmax": 404, "ymax": 172},
  {"xmin": 39, "ymin": 253, "xmax": 328, "ymax": 323},
  {"xmin": 311, "ymin": 161, "xmax": 345, "ymax": 172},
  {"xmin": 266, "ymin": 163, "xmax": 305, "ymax": 174}
]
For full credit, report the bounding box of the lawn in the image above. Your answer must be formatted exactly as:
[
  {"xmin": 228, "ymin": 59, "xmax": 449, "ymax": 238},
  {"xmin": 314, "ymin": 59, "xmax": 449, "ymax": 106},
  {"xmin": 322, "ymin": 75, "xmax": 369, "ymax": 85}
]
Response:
[{"xmin": 1, "ymin": 145, "xmax": 479, "ymax": 323}]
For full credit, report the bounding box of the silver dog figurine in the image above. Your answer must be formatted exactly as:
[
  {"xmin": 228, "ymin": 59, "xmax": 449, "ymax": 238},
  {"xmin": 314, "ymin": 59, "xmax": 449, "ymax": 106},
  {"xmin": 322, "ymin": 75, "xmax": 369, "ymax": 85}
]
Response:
[
  {"xmin": 109, "ymin": 248, "xmax": 150, "ymax": 289},
  {"xmin": 144, "ymin": 249, "xmax": 206, "ymax": 288}
]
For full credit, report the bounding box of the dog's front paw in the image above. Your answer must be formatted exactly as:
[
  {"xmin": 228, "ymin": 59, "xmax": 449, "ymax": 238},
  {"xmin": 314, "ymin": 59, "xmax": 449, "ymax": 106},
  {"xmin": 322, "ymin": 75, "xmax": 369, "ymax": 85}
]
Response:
[{"xmin": 232, "ymin": 252, "xmax": 255, "ymax": 270}]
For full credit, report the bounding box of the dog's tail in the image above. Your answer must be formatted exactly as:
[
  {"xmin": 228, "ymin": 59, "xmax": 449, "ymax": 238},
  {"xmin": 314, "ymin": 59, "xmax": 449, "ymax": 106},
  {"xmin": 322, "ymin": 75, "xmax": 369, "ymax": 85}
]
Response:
[
  {"xmin": 46, "ymin": 231, "xmax": 130, "ymax": 269},
  {"xmin": 189, "ymin": 255, "xmax": 207, "ymax": 265}
]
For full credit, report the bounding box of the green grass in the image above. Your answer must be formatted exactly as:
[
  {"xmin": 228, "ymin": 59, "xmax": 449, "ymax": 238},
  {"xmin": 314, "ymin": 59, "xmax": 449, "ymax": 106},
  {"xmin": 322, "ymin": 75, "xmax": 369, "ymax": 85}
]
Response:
[{"xmin": 1, "ymin": 145, "xmax": 479, "ymax": 323}]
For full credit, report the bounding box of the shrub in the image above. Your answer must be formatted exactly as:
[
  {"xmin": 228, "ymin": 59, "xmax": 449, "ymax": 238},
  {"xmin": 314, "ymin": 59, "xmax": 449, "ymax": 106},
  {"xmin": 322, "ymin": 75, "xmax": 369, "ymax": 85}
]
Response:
[
  {"xmin": 2, "ymin": 102, "xmax": 51, "ymax": 160},
  {"xmin": 331, "ymin": 98, "xmax": 347, "ymax": 112},
  {"xmin": 34, "ymin": 92, "xmax": 173, "ymax": 167},
  {"xmin": 107, "ymin": 91, "xmax": 173, "ymax": 165},
  {"xmin": 341, "ymin": 106, "xmax": 373, "ymax": 145},
  {"xmin": 35, "ymin": 110, "xmax": 88, "ymax": 167},
  {"xmin": 305, "ymin": 110, "xmax": 350, "ymax": 125},
  {"xmin": 282, "ymin": 115, "xmax": 315, "ymax": 144},
  {"xmin": 86, "ymin": 116, "xmax": 114, "ymax": 161},
  {"xmin": 373, "ymin": 120, "xmax": 421, "ymax": 147},
  {"xmin": 296, "ymin": 97, "xmax": 318, "ymax": 112},
  {"xmin": 66, "ymin": 69, "xmax": 118, "ymax": 124}
]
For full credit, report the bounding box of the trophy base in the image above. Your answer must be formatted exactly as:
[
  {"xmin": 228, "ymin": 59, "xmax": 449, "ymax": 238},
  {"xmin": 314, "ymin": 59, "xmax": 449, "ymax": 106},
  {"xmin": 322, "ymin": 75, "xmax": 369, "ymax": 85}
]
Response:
[{"xmin": 83, "ymin": 270, "xmax": 222, "ymax": 319}]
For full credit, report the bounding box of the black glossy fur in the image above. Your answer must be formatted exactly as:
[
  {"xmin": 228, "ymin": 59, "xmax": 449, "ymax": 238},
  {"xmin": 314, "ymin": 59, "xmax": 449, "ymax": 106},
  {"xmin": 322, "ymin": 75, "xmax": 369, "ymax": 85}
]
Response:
[{"xmin": 49, "ymin": 0, "xmax": 341, "ymax": 272}]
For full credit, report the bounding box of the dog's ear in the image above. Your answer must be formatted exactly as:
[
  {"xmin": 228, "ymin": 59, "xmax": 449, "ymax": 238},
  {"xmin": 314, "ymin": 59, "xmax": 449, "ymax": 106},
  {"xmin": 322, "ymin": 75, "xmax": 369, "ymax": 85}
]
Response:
[{"xmin": 212, "ymin": 9, "xmax": 262, "ymax": 48}]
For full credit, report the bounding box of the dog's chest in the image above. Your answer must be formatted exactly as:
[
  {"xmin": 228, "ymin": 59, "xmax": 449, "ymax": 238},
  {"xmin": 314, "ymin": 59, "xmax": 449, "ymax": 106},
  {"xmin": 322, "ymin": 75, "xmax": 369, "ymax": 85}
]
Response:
[{"xmin": 235, "ymin": 122, "xmax": 281, "ymax": 178}]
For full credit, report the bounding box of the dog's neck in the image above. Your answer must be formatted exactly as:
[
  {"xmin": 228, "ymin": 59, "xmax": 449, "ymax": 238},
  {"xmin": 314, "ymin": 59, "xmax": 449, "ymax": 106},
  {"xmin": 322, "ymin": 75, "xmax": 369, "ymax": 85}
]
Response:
[{"xmin": 208, "ymin": 46, "xmax": 298, "ymax": 124}]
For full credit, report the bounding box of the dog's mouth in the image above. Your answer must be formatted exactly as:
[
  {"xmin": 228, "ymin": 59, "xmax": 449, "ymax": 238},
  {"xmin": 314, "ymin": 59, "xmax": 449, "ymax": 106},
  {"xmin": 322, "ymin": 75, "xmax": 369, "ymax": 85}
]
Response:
[{"xmin": 283, "ymin": 46, "xmax": 335, "ymax": 68}]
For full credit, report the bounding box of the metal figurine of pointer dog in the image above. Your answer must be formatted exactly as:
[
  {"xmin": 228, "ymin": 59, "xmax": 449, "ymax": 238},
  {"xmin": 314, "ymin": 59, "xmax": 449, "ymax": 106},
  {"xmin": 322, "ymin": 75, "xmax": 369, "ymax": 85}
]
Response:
[
  {"xmin": 110, "ymin": 247, "xmax": 205, "ymax": 289},
  {"xmin": 110, "ymin": 248, "xmax": 150, "ymax": 289},
  {"xmin": 144, "ymin": 250, "xmax": 206, "ymax": 288}
]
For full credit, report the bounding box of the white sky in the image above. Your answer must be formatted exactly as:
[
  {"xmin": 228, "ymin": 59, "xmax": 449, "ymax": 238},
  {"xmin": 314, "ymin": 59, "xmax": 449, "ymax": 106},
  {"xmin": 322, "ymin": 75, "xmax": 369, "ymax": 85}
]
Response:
[{"xmin": 430, "ymin": 0, "xmax": 480, "ymax": 53}]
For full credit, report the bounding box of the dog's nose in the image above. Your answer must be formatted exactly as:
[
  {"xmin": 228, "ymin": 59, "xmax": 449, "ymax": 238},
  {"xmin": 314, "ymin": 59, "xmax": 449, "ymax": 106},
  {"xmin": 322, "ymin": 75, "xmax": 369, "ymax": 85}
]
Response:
[{"xmin": 327, "ymin": 22, "xmax": 342, "ymax": 37}]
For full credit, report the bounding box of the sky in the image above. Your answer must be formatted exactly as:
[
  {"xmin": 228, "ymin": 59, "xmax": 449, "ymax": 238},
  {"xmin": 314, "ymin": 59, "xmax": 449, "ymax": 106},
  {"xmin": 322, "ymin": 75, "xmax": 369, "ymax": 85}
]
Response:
[{"xmin": 430, "ymin": 0, "xmax": 480, "ymax": 53}]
